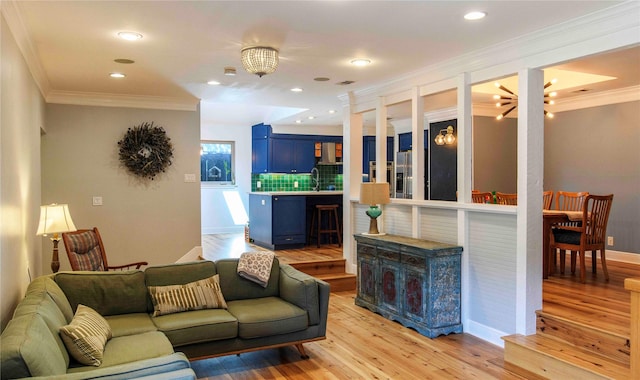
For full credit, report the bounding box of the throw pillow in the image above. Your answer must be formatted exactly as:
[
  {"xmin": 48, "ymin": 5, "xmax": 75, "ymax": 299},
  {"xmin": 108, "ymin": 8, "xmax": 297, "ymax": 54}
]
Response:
[
  {"xmin": 148, "ymin": 274, "xmax": 228, "ymax": 317},
  {"xmin": 59, "ymin": 304, "xmax": 112, "ymax": 366}
]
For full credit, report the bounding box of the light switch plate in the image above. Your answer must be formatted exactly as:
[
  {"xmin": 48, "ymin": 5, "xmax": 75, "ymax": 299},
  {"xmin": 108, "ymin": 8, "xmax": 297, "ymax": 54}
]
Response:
[
  {"xmin": 92, "ymin": 196, "xmax": 103, "ymax": 206},
  {"xmin": 184, "ymin": 173, "xmax": 196, "ymax": 182}
]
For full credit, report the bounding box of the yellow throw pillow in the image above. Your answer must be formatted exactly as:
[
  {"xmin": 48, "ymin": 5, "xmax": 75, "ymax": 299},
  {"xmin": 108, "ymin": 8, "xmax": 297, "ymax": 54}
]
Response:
[
  {"xmin": 148, "ymin": 274, "xmax": 228, "ymax": 317},
  {"xmin": 59, "ymin": 304, "xmax": 112, "ymax": 366}
]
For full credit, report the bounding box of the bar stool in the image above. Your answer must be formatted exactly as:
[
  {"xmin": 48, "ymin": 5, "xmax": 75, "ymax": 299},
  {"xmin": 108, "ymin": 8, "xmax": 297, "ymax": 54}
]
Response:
[{"xmin": 308, "ymin": 204, "xmax": 342, "ymax": 247}]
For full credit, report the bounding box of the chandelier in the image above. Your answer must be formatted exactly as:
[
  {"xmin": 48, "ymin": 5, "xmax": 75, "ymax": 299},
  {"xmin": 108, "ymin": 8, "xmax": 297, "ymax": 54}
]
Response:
[
  {"xmin": 494, "ymin": 79, "xmax": 557, "ymax": 120},
  {"xmin": 241, "ymin": 47, "xmax": 279, "ymax": 77}
]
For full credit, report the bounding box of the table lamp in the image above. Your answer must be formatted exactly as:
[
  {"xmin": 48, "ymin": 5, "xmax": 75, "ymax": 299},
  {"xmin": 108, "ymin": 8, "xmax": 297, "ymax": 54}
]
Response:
[
  {"xmin": 360, "ymin": 182, "xmax": 390, "ymax": 235},
  {"xmin": 37, "ymin": 203, "xmax": 77, "ymax": 273}
]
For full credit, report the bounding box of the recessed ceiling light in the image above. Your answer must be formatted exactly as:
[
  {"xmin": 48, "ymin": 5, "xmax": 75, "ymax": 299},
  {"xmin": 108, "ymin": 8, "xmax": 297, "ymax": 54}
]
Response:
[
  {"xmin": 114, "ymin": 58, "xmax": 135, "ymax": 64},
  {"xmin": 109, "ymin": 72, "xmax": 126, "ymax": 78},
  {"xmin": 207, "ymin": 80, "xmax": 221, "ymax": 85},
  {"xmin": 291, "ymin": 87, "xmax": 303, "ymax": 92},
  {"xmin": 295, "ymin": 119, "xmax": 302, "ymax": 124},
  {"xmin": 308, "ymin": 116, "xmax": 315, "ymax": 120},
  {"xmin": 350, "ymin": 59, "xmax": 371, "ymax": 67},
  {"xmin": 117, "ymin": 31, "xmax": 143, "ymax": 41},
  {"xmin": 464, "ymin": 11, "xmax": 486, "ymax": 20},
  {"xmin": 328, "ymin": 110, "xmax": 336, "ymax": 114},
  {"xmin": 314, "ymin": 77, "xmax": 330, "ymax": 82}
]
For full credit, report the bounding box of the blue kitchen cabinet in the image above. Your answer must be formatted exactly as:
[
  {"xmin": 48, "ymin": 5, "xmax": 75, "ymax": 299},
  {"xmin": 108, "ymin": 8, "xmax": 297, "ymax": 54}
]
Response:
[
  {"xmin": 272, "ymin": 196, "xmax": 306, "ymax": 244},
  {"xmin": 398, "ymin": 132, "xmax": 412, "ymax": 151},
  {"xmin": 252, "ymin": 136, "xmax": 269, "ymax": 173},
  {"xmin": 270, "ymin": 138, "xmax": 315, "ymax": 173},
  {"xmin": 249, "ymin": 194, "xmax": 306, "ymax": 249}
]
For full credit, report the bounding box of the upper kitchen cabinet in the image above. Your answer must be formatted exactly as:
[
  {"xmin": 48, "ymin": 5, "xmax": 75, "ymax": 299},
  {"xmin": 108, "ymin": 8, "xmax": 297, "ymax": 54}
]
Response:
[
  {"xmin": 270, "ymin": 137, "xmax": 316, "ymax": 173},
  {"xmin": 251, "ymin": 124, "xmax": 342, "ymax": 174},
  {"xmin": 362, "ymin": 136, "xmax": 394, "ymax": 179}
]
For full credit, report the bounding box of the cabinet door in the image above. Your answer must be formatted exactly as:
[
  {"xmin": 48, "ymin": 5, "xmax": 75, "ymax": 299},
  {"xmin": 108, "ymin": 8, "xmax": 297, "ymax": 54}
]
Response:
[
  {"xmin": 356, "ymin": 244, "xmax": 377, "ymax": 305},
  {"xmin": 270, "ymin": 139, "xmax": 295, "ymax": 173},
  {"xmin": 403, "ymin": 267, "xmax": 426, "ymax": 323},
  {"xmin": 380, "ymin": 259, "xmax": 401, "ymax": 314},
  {"xmin": 249, "ymin": 195, "xmax": 272, "ymax": 244},
  {"xmin": 399, "ymin": 132, "xmax": 412, "ymax": 151},
  {"xmin": 293, "ymin": 139, "xmax": 316, "ymax": 173},
  {"xmin": 362, "ymin": 136, "xmax": 376, "ymax": 180},
  {"xmin": 252, "ymin": 138, "xmax": 269, "ymax": 173},
  {"xmin": 387, "ymin": 136, "xmax": 395, "ymax": 161},
  {"xmin": 272, "ymin": 196, "xmax": 306, "ymax": 244}
]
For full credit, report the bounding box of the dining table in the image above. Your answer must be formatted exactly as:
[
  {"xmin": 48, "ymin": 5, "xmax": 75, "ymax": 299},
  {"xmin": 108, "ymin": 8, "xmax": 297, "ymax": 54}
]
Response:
[{"xmin": 542, "ymin": 209, "xmax": 584, "ymax": 278}]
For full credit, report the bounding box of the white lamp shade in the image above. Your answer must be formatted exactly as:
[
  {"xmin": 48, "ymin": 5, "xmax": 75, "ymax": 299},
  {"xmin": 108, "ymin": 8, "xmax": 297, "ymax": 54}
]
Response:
[{"xmin": 37, "ymin": 204, "xmax": 77, "ymax": 236}]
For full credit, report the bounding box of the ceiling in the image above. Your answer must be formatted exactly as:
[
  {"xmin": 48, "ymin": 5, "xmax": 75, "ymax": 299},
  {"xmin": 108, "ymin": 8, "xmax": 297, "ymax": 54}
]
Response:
[{"xmin": 10, "ymin": 1, "xmax": 638, "ymax": 128}]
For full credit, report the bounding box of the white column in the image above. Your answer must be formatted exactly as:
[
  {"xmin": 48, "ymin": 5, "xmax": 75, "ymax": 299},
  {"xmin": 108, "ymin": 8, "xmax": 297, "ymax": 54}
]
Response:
[
  {"xmin": 411, "ymin": 86, "xmax": 424, "ymax": 202},
  {"xmin": 516, "ymin": 68, "xmax": 544, "ymax": 334},
  {"xmin": 375, "ymin": 97, "xmax": 387, "ymax": 183},
  {"xmin": 343, "ymin": 91, "xmax": 363, "ymax": 273}
]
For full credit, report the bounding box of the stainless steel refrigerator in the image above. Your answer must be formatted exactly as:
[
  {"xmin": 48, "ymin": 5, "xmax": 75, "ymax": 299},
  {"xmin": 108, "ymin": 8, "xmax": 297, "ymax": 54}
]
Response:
[{"xmin": 395, "ymin": 151, "xmax": 412, "ymax": 199}]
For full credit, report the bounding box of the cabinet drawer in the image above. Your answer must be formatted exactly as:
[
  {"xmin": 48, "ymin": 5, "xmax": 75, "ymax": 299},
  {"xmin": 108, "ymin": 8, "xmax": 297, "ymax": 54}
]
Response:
[
  {"xmin": 379, "ymin": 248, "xmax": 400, "ymax": 262},
  {"xmin": 357, "ymin": 244, "xmax": 376, "ymax": 258},
  {"xmin": 402, "ymin": 253, "xmax": 426, "ymax": 268},
  {"xmin": 273, "ymin": 234, "xmax": 305, "ymax": 245}
]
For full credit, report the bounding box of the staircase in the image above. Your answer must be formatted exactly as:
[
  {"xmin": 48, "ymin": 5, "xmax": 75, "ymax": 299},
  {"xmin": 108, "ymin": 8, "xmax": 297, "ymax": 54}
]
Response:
[
  {"xmin": 290, "ymin": 258, "xmax": 356, "ymax": 292},
  {"xmin": 502, "ymin": 309, "xmax": 630, "ymax": 379}
]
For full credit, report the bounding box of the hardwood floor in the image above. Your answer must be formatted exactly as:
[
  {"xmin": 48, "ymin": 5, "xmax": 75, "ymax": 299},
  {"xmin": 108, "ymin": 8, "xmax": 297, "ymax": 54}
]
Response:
[{"xmin": 198, "ymin": 234, "xmax": 638, "ymax": 379}]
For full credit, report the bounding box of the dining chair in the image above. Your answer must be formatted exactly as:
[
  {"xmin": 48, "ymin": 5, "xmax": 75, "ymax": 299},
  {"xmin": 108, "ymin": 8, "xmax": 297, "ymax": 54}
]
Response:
[
  {"xmin": 543, "ymin": 190, "xmax": 554, "ymax": 210},
  {"xmin": 553, "ymin": 191, "xmax": 589, "ymax": 272},
  {"xmin": 472, "ymin": 192, "xmax": 492, "ymax": 204},
  {"xmin": 62, "ymin": 227, "xmax": 148, "ymax": 271},
  {"xmin": 496, "ymin": 192, "xmax": 517, "ymax": 205},
  {"xmin": 549, "ymin": 194, "xmax": 613, "ymax": 283}
]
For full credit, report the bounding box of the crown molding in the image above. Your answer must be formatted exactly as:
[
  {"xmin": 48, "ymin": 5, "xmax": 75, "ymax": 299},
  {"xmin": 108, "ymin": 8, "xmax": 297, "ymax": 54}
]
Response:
[
  {"xmin": 341, "ymin": 1, "xmax": 640, "ymax": 111},
  {"xmin": 551, "ymin": 85, "xmax": 640, "ymax": 113},
  {"xmin": 46, "ymin": 90, "xmax": 199, "ymax": 112},
  {"xmin": 1, "ymin": 0, "xmax": 51, "ymax": 97}
]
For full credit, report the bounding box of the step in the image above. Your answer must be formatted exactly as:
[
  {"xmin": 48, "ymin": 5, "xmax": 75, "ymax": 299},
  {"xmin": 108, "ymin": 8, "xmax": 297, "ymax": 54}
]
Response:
[
  {"xmin": 537, "ymin": 310, "xmax": 630, "ymax": 365},
  {"xmin": 503, "ymin": 334, "xmax": 629, "ymax": 380},
  {"xmin": 315, "ymin": 273, "xmax": 356, "ymax": 292},
  {"xmin": 289, "ymin": 259, "xmax": 346, "ymax": 276}
]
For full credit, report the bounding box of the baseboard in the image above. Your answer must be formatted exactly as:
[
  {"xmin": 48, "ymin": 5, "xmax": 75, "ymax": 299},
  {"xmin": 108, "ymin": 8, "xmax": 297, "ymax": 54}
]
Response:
[
  {"xmin": 464, "ymin": 319, "xmax": 508, "ymax": 348},
  {"xmin": 176, "ymin": 246, "xmax": 203, "ymax": 263},
  {"xmin": 202, "ymin": 226, "xmax": 244, "ymax": 235},
  {"xmin": 585, "ymin": 249, "xmax": 640, "ymax": 264}
]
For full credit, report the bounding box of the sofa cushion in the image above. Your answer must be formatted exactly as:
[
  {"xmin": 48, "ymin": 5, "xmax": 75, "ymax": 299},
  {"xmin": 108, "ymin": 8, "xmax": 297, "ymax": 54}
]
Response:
[
  {"xmin": 226, "ymin": 297, "xmax": 308, "ymax": 339},
  {"xmin": 148, "ymin": 275, "xmax": 228, "ymax": 317},
  {"xmin": 216, "ymin": 258, "xmax": 280, "ymax": 301},
  {"xmin": 0, "ymin": 313, "xmax": 68, "ymax": 378},
  {"xmin": 66, "ymin": 331, "xmax": 175, "ymax": 373},
  {"xmin": 152, "ymin": 309, "xmax": 238, "ymax": 347},
  {"xmin": 55, "ymin": 270, "xmax": 147, "ymax": 316},
  {"xmin": 23, "ymin": 276, "xmax": 74, "ymax": 323},
  {"xmin": 105, "ymin": 313, "xmax": 157, "ymax": 338},
  {"xmin": 60, "ymin": 304, "xmax": 113, "ymax": 366}
]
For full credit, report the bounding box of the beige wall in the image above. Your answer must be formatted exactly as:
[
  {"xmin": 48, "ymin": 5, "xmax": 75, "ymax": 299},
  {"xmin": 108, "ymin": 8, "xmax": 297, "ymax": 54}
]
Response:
[
  {"xmin": 1, "ymin": 15, "xmax": 45, "ymax": 331},
  {"xmin": 42, "ymin": 104, "xmax": 201, "ymax": 273},
  {"xmin": 472, "ymin": 115, "xmax": 518, "ymax": 193}
]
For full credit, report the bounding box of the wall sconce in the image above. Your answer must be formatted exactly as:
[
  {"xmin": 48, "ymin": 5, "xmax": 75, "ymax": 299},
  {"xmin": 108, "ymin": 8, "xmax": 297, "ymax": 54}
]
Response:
[{"xmin": 434, "ymin": 126, "xmax": 456, "ymax": 146}]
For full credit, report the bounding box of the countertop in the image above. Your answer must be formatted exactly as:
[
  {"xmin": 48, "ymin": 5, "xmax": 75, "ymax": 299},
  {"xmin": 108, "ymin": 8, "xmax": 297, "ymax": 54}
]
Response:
[{"xmin": 249, "ymin": 191, "xmax": 343, "ymax": 196}]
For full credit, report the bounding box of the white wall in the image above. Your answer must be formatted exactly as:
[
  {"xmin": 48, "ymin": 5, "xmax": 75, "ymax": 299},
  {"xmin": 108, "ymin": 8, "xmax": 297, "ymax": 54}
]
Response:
[
  {"xmin": 41, "ymin": 104, "xmax": 201, "ymax": 272},
  {"xmin": 0, "ymin": 14, "xmax": 45, "ymax": 331}
]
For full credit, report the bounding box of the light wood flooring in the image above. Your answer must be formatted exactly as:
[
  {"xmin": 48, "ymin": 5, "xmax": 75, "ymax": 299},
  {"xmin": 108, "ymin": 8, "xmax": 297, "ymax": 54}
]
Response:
[{"xmin": 197, "ymin": 233, "xmax": 638, "ymax": 379}]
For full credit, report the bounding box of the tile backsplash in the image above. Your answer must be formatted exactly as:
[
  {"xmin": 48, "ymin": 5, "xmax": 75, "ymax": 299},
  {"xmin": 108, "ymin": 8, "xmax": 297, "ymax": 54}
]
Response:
[{"xmin": 251, "ymin": 166, "xmax": 343, "ymax": 192}]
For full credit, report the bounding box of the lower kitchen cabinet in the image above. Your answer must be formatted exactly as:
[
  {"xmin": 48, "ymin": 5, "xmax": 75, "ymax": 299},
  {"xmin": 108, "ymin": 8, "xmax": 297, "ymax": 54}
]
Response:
[
  {"xmin": 354, "ymin": 234, "xmax": 462, "ymax": 338},
  {"xmin": 249, "ymin": 194, "xmax": 306, "ymax": 249}
]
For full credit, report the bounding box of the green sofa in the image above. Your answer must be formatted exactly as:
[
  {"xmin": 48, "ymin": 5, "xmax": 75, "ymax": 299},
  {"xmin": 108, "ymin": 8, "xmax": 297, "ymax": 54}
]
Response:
[{"xmin": 1, "ymin": 259, "xmax": 330, "ymax": 379}]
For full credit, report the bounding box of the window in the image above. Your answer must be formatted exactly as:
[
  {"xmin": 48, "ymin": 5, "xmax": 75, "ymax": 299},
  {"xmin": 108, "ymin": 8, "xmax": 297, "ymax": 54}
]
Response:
[{"xmin": 201, "ymin": 141, "xmax": 234, "ymax": 185}]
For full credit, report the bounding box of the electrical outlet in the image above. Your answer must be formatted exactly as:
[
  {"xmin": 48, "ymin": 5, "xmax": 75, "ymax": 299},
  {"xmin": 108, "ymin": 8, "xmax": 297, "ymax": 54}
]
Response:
[
  {"xmin": 294, "ymin": 181, "xmax": 299, "ymax": 188},
  {"xmin": 257, "ymin": 181, "xmax": 261, "ymax": 188},
  {"xmin": 607, "ymin": 236, "xmax": 614, "ymax": 246}
]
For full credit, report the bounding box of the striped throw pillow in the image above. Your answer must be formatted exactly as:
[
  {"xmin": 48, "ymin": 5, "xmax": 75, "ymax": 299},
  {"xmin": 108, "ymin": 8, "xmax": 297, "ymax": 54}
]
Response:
[
  {"xmin": 148, "ymin": 274, "xmax": 228, "ymax": 317},
  {"xmin": 60, "ymin": 304, "xmax": 112, "ymax": 366}
]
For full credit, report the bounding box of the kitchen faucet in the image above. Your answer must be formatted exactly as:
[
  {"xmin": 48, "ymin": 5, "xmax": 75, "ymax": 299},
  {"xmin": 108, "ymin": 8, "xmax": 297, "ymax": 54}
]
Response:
[{"xmin": 311, "ymin": 167, "xmax": 320, "ymax": 191}]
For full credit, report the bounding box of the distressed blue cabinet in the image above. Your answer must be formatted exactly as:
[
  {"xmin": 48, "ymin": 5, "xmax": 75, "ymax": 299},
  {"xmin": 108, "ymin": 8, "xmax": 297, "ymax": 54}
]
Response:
[{"xmin": 354, "ymin": 234, "xmax": 462, "ymax": 338}]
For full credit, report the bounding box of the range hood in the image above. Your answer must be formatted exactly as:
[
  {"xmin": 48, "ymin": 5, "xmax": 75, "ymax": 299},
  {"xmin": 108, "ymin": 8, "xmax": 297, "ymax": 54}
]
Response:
[{"xmin": 316, "ymin": 142, "xmax": 343, "ymax": 165}]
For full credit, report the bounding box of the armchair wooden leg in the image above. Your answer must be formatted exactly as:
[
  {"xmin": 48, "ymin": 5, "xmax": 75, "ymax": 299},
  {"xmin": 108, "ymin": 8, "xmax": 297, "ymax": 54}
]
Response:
[
  {"xmin": 559, "ymin": 250, "xmax": 566, "ymax": 274},
  {"xmin": 592, "ymin": 250, "xmax": 597, "ymax": 274},
  {"xmin": 579, "ymin": 251, "xmax": 586, "ymax": 283},
  {"xmin": 600, "ymin": 249, "xmax": 610, "ymax": 282},
  {"xmin": 295, "ymin": 343, "xmax": 309, "ymax": 359}
]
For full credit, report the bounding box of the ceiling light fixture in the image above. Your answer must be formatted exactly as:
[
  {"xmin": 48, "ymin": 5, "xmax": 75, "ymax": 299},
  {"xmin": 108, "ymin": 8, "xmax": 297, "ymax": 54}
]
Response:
[
  {"xmin": 434, "ymin": 126, "xmax": 456, "ymax": 146},
  {"xmin": 328, "ymin": 110, "xmax": 336, "ymax": 114},
  {"xmin": 109, "ymin": 72, "xmax": 126, "ymax": 78},
  {"xmin": 464, "ymin": 11, "xmax": 487, "ymax": 20},
  {"xmin": 290, "ymin": 87, "xmax": 303, "ymax": 92},
  {"xmin": 494, "ymin": 79, "xmax": 556, "ymax": 120},
  {"xmin": 308, "ymin": 116, "xmax": 315, "ymax": 120},
  {"xmin": 295, "ymin": 120, "xmax": 302, "ymax": 124},
  {"xmin": 241, "ymin": 47, "xmax": 279, "ymax": 77},
  {"xmin": 207, "ymin": 80, "xmax": 221, "ymax": 85},
  {"xmin": 117, "ymin": 31, "xmax": 143, "ymax": 41},
  {"xmin": 350, "ymin": 58, "xmax": 371, "ymax": 67},
  {"xmin": 224, "ymin": 67, "xmax": 236, "ymax": 76}
]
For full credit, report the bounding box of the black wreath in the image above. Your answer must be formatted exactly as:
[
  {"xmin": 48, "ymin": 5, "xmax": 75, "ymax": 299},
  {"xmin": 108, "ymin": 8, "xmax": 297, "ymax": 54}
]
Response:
[{"xmin": 117, "ymin": 122, "xmax": 173, "ymax": 180}]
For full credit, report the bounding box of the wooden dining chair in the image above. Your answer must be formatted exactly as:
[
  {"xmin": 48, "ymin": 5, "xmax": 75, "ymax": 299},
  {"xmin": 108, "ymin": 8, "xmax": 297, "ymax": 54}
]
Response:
[
  {"xmin": 543, "ymin": 190, "xmax": 554, "ymax": 210},
  {"xmin": 549, "ymin": 194, "xmax": 613, "ymax": 283},
  {"xmin": 472, "ymin": 192, "xmax": 492, "ymax": 204},
  {"xmin": 62, "ymin": 227, "xmax": 148, "ymax": 271},
  {"xmin": 496, "ymin": 192, "xmax": 517, "ymax": 205},
  {"xmin": 552, "ymin": 191, "xmax": 589, "ymax": 272}
]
